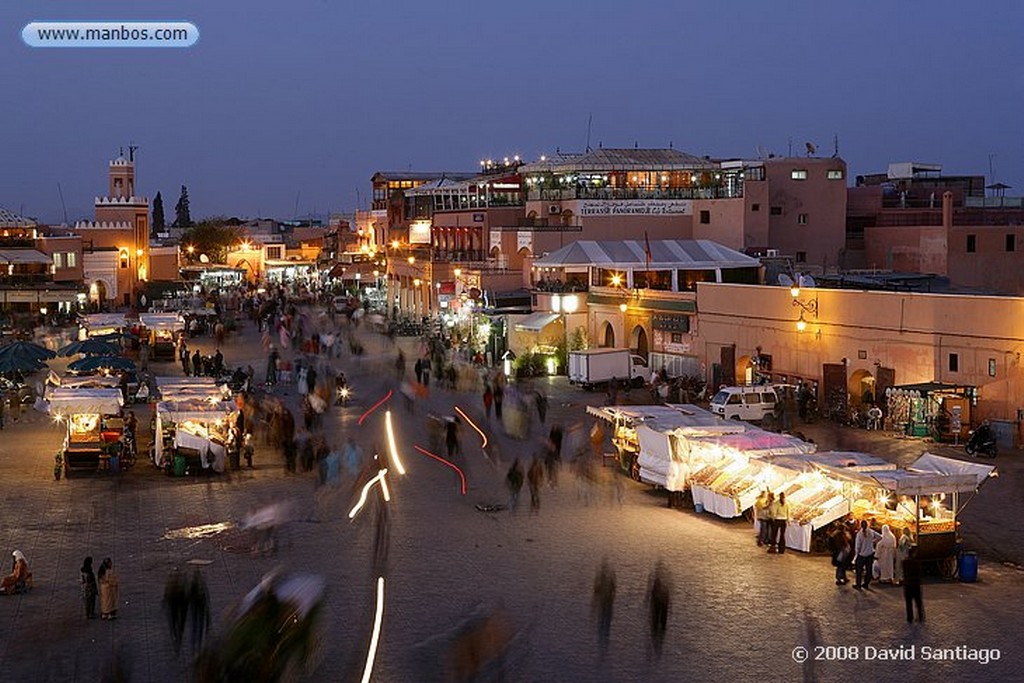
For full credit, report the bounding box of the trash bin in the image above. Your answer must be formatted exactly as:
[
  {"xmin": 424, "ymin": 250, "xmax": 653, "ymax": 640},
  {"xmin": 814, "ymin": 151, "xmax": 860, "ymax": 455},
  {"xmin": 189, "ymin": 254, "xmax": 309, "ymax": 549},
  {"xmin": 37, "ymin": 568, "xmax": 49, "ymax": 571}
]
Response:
[
  {"xmin": 694, "ymin": 502, "xmax": 705, "ymax": 514},
  {"xmin": 959, "ymin": 552, "xmax": 978, "ymax": 583},
  {"xmin": 174, "ymin": 454, "xmax": 187, "ymax": 477}
]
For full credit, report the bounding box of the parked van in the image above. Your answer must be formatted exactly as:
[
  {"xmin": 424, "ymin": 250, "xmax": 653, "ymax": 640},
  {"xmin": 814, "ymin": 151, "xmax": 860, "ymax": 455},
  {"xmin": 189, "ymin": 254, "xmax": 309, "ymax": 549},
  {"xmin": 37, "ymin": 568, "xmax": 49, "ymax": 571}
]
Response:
[{"xmin": 709, "ymin": 385, "xmax": 780, "ymax": 424}]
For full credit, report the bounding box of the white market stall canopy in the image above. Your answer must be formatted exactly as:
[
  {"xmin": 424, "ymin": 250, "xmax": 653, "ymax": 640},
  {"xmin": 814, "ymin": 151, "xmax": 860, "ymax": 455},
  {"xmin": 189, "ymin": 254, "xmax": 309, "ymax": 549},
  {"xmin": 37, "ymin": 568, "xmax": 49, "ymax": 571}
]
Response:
[
  {"xmin": 155, "ymin": 376, "xmax": 226, "ymax": 402},
  {"xmin": 814, "ymin": 453, "xmax": 995, "ymax": 496},
  {"xmin": 140, "ymin": 313, "xmax": 185, "ymax": 332},
  {"xmin": 84, "ymin": 313, "xmax": 128, "ymax": 330},
  {"xmin": 687, "ymin": 430, "xmax": 817, "ymax": 460},
  {"xmin": 588, "ymin": 404, "xmax": 745, "ymax": 435},
  {"xmin": 766, "ymin": 451, "xmax": 897, "ymax": 474},
  {"xmin": 48, "ymin": 387, "xmax": 124, "ymax": 416}
]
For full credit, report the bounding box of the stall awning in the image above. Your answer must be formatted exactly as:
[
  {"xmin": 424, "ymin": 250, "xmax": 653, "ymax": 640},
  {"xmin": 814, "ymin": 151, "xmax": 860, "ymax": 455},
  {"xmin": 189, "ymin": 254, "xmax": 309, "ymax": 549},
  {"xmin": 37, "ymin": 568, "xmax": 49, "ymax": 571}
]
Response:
[
  {"xmin": 513, "ymin": 312, "xmax": 561, "ymax": 332},
  {"xmin": 156, "ymin": 400, "xmax": 234, "ymax": 422},
  {"xmin": 140, "ymin": 313, "xmax": 185, "ymax": 332},
  {"xmin": 48, "ymin": 387, "xmax": 123, "ymax": 416},
  {"xmin": 0, "ymin": 249, "xmax": 52, "ymax": 265},
  {"xmin": 84, "ymin": 314, "xmax": 128, "ymax": 329},
  {"xmin": 910, "ymin": 453, "xmax": 996, "ymax": 490}
]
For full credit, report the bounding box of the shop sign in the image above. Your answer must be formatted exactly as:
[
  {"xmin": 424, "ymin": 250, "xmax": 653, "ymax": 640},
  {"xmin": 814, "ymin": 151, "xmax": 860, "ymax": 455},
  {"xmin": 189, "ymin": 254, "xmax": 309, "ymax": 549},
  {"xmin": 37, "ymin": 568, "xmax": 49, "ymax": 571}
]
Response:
[
  {"xmin": 651, "ymin": 313, "xmax": 690, "ymax": 332},
  {"xmin": 473, "ymin": 213, "xmax": 485, "ymax": 222},
  {"xmin": 578, "ymin": 200, "xmax": 692, "ymax": 216},
  {"xmin": 490, "ymin": 230, "xmax": 501, "ymax": 250},
  {"xmin": 951, "ymin": 405, "xmax": 962, "ymax": 432},
  {"xmin": 409, "ymin": 219, "xmax": 432, "ymax": 244},
  {"xmin": 516, "ymin": 231, "xmax": 533, "ymax": 252}
]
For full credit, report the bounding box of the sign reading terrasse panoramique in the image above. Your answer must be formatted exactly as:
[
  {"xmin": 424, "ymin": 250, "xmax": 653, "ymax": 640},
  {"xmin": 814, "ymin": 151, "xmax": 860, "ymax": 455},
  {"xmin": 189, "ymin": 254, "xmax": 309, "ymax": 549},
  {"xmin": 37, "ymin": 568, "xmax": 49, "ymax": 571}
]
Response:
[{"xmin": 577, "ymin": 200, "xmax": 692, "ymax": 216}]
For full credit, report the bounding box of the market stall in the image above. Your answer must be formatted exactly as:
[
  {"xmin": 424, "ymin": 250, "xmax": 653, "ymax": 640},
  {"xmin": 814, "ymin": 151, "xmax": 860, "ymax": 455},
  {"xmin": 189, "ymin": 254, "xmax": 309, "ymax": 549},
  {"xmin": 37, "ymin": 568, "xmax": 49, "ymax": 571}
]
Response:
[
  {"xmin": 153, "ymin": 399, "xmax": 234, "ymax": 474},
  {"xmin": 815, "ymin": 453, "xmax": 996, "ymax": 561},
  {"xmin": 81, "ymin": 313, "xmax": 128, "ymax": 340},
  {"xmin": 885, "ymin": 382, "xmax": 974, "ymax": 441},
  {"xmin": 587, "ymin": 404, "xmax": 744, "ymax": 481},
  {"xmin": 155, "ymin": 376, "xmax": 228, "ymax": 403},
  {"xmin": 48, "ymin": 387, "xmax": 124, "ymax": 475},
  {"xmin": 684, "ymin": 430, "xmax": 816, "ymax": 519},
  {"xmin": 140, "ymin": 313, "xmax": 185, "ymax": 361}
]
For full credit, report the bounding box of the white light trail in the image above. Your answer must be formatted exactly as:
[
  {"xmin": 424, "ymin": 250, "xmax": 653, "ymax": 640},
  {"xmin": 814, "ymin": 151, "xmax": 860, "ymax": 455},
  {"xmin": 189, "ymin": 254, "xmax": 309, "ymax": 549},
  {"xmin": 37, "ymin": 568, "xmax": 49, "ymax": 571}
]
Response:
[
  {"xmin": 348, "ymin": 468, "xmax": 389, "ymax": 519},
  {"xmin": 360, "ymin": 576, "xmax": 386, "ymax": 683},
  {"xmin": 385, "ymin": 409, "xmax": 407, "ymax": 475}
]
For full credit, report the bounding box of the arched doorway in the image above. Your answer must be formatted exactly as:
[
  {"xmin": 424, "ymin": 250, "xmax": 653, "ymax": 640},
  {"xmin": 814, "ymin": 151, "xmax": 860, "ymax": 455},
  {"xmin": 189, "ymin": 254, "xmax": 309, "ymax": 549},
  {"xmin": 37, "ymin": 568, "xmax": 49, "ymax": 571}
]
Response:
[
  {"xmin": 630, "ymin": 325, "xmax": 648, "ymax": 360},
  {"xmin": 601, "ymin": 321, "xmax": 615, "ymax": 348},
  {"xmin": 849, "ymin": 369, "xmax": 876, "ymax": 406},
  {"xmin": 89, "ymin": 280, "xmax": 108, "ymax": 308},
  {"xmin": 735, "ymin": 355, "xmax": 755, "ymax": 385}
]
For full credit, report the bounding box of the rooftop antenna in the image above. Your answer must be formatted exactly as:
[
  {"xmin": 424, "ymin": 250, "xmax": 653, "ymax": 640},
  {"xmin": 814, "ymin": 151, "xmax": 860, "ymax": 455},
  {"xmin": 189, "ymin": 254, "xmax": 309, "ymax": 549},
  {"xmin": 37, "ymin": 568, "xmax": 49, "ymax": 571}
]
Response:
[
  {"xmin": 634, "ymin": 141, "xmax": 639, "ymax": 149},
  {"xmin": 128, "ymin": 141, "xmax": 138, "ymax": 162},
  {"xmin": 355, "ymin": 187, "xmax": 362, "ymax": 211},
  {"xmin": 988, "ymin": 153, "xmax": 996, "ymax": 183},
  {"xmin": 585, "ymin": 113, "xmax": 593, "ymax": 152},
  {"xmin": 293, "ymin": 191, "xmax": 301, "ymax": 221},
  {"xmin": 56, "ymin": 182, "xmax": 68, "ymax": 224},
  {"xmin": 832, "ymin": 134, "xmax": 839, "ymax": 158},
  {"xmin": 787, "ymin": 138, "xmax": 793, "ymax": 156},
  {"xmin": 669, "ymin": 140, "xmax": 673, "ymax": 149}
]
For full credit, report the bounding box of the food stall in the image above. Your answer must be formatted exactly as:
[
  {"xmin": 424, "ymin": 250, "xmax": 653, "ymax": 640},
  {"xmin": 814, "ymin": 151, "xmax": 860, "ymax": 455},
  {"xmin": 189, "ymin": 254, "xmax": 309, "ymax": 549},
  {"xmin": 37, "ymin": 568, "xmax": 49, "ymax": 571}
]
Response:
[
  {"xmin": 81, "ymin": 313, "xmax": 128, "ymax": 340},
  {"xmin": 140, "ymin": 313, "xmax": 185, "ymax": 361},
  {"xmin": 155, "ymin": 376, "xmax": 228, "ymax": 403},
  {"xmin": 816, "ymin": 453, "xmax": 996, "ymax": 563},
  {"xmin": 753, "ymin": 452, "xmax": 896, "ymax": 552},
  {"xmin": 587, "ymin": 404, "xmax": 744, "ymax": 481},
  {"xmin": 154, "ymin": 398, "xmax": 235, "ymax": 474},
  {"xmin": 683, "ymin": 430, "xmax": 816, "ymax": 519},
  {"xmin": 48, "ymin": 387, "xmax": 124, "ymax": 475}
]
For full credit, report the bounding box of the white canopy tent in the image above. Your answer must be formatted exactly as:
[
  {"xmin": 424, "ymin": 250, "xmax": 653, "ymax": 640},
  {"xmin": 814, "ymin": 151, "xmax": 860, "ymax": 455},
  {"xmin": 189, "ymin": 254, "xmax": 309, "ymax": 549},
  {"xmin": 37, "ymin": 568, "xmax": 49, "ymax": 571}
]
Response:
[
  {"xmin": 48, "ymin": 387, "xmax": 124, "ymax": 416},
  {"xmin": 154, "ymin": 399, "xmax": 234, "ymax": 473}
]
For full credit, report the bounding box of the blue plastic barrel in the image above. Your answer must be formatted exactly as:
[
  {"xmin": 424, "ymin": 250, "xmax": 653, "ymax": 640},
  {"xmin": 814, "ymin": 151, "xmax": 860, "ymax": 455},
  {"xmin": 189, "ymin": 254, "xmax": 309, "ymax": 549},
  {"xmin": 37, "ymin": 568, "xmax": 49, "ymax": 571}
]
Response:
[
  {"xmin": 694, "ymin": 503, "xmax": 705, "ymax": 514},
  {"xmin": 959, "ymin": 552, "xmax": 978, "ymax": 583}
]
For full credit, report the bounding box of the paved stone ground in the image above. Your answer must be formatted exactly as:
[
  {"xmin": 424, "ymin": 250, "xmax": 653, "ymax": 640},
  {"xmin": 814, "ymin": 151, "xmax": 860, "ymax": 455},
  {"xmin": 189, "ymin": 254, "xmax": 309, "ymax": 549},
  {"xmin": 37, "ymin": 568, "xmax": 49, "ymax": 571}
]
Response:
[{"xmin": 0, "ymin": 316, "xmax": 1020, "ymax": 682}]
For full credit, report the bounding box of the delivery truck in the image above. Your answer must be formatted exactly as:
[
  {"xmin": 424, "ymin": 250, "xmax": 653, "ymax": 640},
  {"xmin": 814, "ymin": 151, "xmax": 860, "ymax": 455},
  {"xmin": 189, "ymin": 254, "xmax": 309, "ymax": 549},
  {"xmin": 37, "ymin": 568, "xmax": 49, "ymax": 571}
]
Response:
[{"xmin": 568, "ymin": 348, "xmax": 648, "ymax": 390}]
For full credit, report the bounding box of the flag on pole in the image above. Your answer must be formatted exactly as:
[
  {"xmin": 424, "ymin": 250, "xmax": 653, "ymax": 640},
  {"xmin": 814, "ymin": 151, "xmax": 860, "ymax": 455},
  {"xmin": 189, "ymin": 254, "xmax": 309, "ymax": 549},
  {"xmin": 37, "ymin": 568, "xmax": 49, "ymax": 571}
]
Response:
[{"xmin": 644, "ymin": 231, "xmax": 652, "ymax": 270}]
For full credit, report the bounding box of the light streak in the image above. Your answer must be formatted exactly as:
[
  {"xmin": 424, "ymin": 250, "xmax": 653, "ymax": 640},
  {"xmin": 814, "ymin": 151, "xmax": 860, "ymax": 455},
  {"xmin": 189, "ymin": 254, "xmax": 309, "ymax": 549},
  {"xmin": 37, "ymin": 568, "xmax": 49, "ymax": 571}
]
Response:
[
  {"xmin": 348, "ymin": 468, "xmax": 389, "ymax": 519},
  {"xmin": 358, "ymin": 389, "xmax": 393, "ymax": 426},
  {"xmin": 360, "ymin": 576, "xmax": 385, "ymax": 683},
  {"xmin": 384, "ymin": 409, "xmax": 407, "ymax": 475},
  {"xmin": 414, "ymin": 444, "xmax": 467, "ymax": 495},
  {"xmin": 454, "ymin": 406, "xmax": 487, "ymax": 449}
]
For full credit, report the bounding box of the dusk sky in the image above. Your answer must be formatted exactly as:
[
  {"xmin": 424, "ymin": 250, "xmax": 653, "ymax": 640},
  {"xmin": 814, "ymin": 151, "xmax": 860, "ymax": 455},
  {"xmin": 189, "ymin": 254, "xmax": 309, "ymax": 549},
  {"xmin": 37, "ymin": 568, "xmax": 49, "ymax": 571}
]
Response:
[{"xmin": 2, "ymin": 0, "xmax": 1022, "ymax": 224}]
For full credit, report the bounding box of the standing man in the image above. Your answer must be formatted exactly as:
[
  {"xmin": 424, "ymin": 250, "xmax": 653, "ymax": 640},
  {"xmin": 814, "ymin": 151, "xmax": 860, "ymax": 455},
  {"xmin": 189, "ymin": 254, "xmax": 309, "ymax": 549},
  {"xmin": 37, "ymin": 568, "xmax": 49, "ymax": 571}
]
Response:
[
  {"xmin": 773, "ymin": 491, "xmax": 791, "ymax": 554},
  {"xmin": 755, "ymin": 490, "xmax": 773, "ymax": 547},
  {"xmin": 180, "ymin": 341, "xmax": 191, "ymax": 376},
  {"xmin": 854, "ymin": 520, "xmax": 881, "ymax": 590},
  {"xmin": 902, "ymin": 546, "xmax": 924, "ymax": 622}
]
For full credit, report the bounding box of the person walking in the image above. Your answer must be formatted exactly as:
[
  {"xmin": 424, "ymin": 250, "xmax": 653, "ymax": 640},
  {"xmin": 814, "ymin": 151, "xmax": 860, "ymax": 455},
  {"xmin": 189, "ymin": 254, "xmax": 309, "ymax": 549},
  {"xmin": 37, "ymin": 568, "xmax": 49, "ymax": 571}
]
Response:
[
  {"xmin": 445, "ymin": 417, "xmax": 461, "ymax": 462},
  {"xmin": 828, "ymin": 524, "xmax": 852, "ymax": 586},
  {"xmin": 192, "ymin": 349, "xmax": 202, "ymax": 377},
  {"xmin": 648, "ymin": 562, "xmax": 671, "ymax": 656},
  {"xmin": 876, "ymin": 525, "xmax": 897, "ymax": 583},
  {"xmin": 414, "ymin": 358, "xmax": 423, "ymax": 385},
  {"xmin": 527, "ymin": 457, "xmax": 544, "ymax": 513},
  {"xmin": 493, "ymin": 384, "xmax": 504, "ymax": 421},
  {"xmin": 483, "ymin": 383, "xmax": 493, "ymax": 419},
  {"xmin": 773, "ymin": 492, "xmax": 791, "ymax": 554},
  {"xmin": 505, "ymin": 459, "xmax": 524, "ymax": 511},
  {"xmin": 163, "ymin": 568, "xmax": 189, "ymax": 654},
  {"xmin": 854, "ymin": 520, "xmax": 881, "ymax": 590},
  {"xmin": 535, "ymin": 391, "xmax": 548, "ymax": 424},
  {"xmin": 189, "ymin": 568, "xmax": 211, "ymax": 653},
  {"xmin": 98, "ymin": 557, "xmax": 120, "ymax": 620},
  {"xmin": 592, "ymin": 559, "xmax": 617, "ymax": 652},
  {"xmin": 80, "ymin": 556, "xmax": 98, "ymax": 620},
  {"xmin": 266, "ymin": 346, "xmax": 279, "ymax": 385},
  {"xmin": 902, "ymin": 546, "xmax": 925, "ymax": 623}
]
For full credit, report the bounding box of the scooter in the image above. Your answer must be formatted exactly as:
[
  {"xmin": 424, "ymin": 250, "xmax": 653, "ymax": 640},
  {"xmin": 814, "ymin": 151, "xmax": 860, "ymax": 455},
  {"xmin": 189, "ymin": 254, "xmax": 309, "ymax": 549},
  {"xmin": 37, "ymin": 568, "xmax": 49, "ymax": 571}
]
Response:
[
  {"xmin": 337, "ymin": 384, "xmax": 351, "ymax": 407},
  {"xmin": 965, "ymin": 427, "xmax": 997, "ymax": 458}
]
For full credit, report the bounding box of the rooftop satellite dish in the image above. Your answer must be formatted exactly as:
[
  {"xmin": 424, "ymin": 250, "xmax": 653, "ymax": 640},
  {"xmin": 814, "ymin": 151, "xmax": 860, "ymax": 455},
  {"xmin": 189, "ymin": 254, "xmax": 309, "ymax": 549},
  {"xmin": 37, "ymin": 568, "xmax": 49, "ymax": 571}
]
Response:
[
  {"xmin": 778, "ymin": 273, "xmax": 795, "ymax": 288},
  {"xmin": 805, "ymin": 142, "xmax": 817, "ymax": 156},
  {"xmin": 798, "ymin": 274, "xmax": 817, "ymax": 289}
]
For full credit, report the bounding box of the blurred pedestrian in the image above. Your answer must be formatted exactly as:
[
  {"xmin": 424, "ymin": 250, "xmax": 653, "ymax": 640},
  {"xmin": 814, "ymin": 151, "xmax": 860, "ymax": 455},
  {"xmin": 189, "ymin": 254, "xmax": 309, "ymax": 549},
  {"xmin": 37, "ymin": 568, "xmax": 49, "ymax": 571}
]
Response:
[
  {"xmin": 648, "ymin": 562, "xmax": 671, "ymax": 656},
  {"xmin": 80, "ymin": 556, "xmax": 98, "ymax": 620},
  {"xmin": 527, "ymin": 457, "xmax": 543, "ymax": 513},
  {"xmin": 189, "ymin": 568, "xmax": 211, "ymax": 653},
  {"xmin": 592, "ymin": 560, "xmax": 617, "ymax": 652},
  {"xmin": 483, "ymin": 383, "xmax": 493, "ymax": 419},
  {"xmin": 535, "ymin": 391, "xmax": 548, "ymax": 423},
  {"xmin": 414, "ymin": 358, "xmax": 424, "ymax": 384},
  {"xmin": 163, "ymin": 567, "xmax": 188, "ymax": 654},
  {"xmin": 493, "ymin": 384, "xmax": 504, "ymax": 421},
  {"xmin": 505, "ymin": 459, "xmax": 524, "ymax": 511},
  {"xmin": 445, "ymin": 417, "xmax": 461, "ymax": 461},
  {"xmin": 903, "ymin": 546, "xmax": 924, "ymax": 623},
  {"xmin": 98, "ymin": 557, "xmax": 120, "ymax": 620}
]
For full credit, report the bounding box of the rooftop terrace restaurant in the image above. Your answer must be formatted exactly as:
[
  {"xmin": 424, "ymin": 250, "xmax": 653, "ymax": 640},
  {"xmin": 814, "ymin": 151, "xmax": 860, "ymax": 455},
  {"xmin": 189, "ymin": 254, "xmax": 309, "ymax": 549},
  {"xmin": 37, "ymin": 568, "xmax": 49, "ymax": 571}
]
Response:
[
  {"xmin": 531, "ymin": 239, "xmax": 762, "ymax": 294},
  {"xmin": 519, "ymin": 149, "xmax": 761, "ymax": 202}
]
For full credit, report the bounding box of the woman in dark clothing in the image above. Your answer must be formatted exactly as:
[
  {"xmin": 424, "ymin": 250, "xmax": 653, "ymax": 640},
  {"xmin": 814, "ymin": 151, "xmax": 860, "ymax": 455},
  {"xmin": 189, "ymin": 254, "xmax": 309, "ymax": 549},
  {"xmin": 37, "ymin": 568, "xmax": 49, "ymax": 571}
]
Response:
[{"xmin": 80, "ymin": 556, "xmax": 98, "ymax": 619}]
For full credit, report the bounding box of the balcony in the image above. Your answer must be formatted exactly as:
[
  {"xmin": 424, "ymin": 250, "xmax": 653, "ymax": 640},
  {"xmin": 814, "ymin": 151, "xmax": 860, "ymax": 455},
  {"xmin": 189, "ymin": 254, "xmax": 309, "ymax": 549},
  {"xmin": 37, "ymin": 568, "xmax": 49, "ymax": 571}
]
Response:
[{"xmin": 527, "ymin": 186, "xmax": 743, "ymax": 202}]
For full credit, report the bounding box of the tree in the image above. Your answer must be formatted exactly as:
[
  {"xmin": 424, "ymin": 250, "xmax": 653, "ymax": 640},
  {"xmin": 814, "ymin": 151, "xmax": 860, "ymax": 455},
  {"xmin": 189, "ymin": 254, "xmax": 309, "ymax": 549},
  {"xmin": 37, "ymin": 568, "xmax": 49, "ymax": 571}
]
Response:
[
  {"xmin": 181, "ymin": 217, "xmax": 242, "ymax": 264},
  {"xmin": 174, "ymin": 185, "xmax": 192, "ymax": 228},
  {"xmin": 152, "ymin": 191, "xmax": 165, "ymax": 236}
]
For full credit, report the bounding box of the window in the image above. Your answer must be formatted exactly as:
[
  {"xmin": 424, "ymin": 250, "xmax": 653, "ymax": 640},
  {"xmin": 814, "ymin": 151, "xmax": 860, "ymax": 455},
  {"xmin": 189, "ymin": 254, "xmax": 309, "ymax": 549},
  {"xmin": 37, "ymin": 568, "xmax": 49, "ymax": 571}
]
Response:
[
  {"xmin": 827, "ymin": 169, "xmax": 844, "ymax": 180},
  {"xmin": 52, "ymin": 253, "xmax": 62, "ymax": 269},
  {"xmin": 66, "ymin": 252, "xmax": 76, "ymax": 268},
  {"xmin": 795, "ymin": 251, "xmax": 807, "ymax": 263},
  {"xmin": 949, "ymin": 353, "xmax": 959, "ymax": 373},
  {"xmin": 966, "ymin": 234, "xmax": 976, "ymax": 253},
  {"xmin": 266, "ymin": 245, "xmax": 283, "ymax": 260},
  {"xmin": 791, "ymin": 169, "xmax": 807, "ymax": 180},
  {"xmin": 751, "ymin": 203, "xmax": 760, "ymax": 212},
  {"xmin": 119, "ymin": 250, "xmax": 129, "ymax": 269},
  {"xmin": 770, "ymin": 206, "xmax": 783, "ymax": 216},
  {"xmin": 727, "ymin": 394, "xmax": 742, "ymax": 405},
  {"xmin": 798, "ymin": 213, "xmax": 809, "ymax": 225},
  {"xmin": 670, "ymin": 332, "xmax": 683, "ymax": 344},
  {"xmin": 761, "ymin": 392, "xmax": 777, "ymax": 404},
  {"xmin": 1007, "ymin": 234, "xmax": 1016, "ymax": 252},
  {"xmin": 699, "ymin": 210, "xmax": 710, "ymax": 224}
]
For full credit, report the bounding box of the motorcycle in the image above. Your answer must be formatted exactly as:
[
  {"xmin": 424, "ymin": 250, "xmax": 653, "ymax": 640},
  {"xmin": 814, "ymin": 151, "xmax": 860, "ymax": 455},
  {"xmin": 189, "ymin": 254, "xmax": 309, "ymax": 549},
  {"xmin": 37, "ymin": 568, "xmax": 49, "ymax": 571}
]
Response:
[
  {"xmin": 336, "ymin": 382, "xmax": 351, "ymax": 407},
  {"xmin": 965, "ymin": 426, "xmax": 997, "ymax": 458}
]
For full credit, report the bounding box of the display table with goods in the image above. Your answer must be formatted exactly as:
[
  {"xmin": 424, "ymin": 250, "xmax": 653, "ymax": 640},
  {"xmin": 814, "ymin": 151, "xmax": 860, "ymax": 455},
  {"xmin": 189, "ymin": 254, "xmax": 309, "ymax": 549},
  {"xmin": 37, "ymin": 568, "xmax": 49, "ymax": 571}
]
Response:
[
  {"xmin": 684, "ymin": 429, "xmax": 816, "ymax": 519},
  {"xmin": 154, "ymin": 399, "xmax": 235, "ymax": 474},
  {"xmin": 155, "ymin": 376, "xmax": 228, "ymax": 402},
  {"xmin": 140, "ymin": 313, "xmax": 185, "ymax": 361},
  {"xmin": 48, "ymin": 387, "xmax": 124, "ymax": 474}
]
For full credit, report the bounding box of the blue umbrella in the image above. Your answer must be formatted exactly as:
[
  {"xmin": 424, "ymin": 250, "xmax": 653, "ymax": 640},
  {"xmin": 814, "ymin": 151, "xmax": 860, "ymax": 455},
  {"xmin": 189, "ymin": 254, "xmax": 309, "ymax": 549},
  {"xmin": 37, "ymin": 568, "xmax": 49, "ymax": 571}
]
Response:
[
  {"xmin": 67, "ymin": 355, "xmax": 136, "ymax": 373},
  {"xmin": 57, "ymin": 339, "xmax": 121, "ymax": 357},
  {"xmin": 0, "ymin": 340, "xmax": 55, "ymax": 362},
  {"xmin": 0, "ymin": 354, "xmax": 45, "ymax": 374}
]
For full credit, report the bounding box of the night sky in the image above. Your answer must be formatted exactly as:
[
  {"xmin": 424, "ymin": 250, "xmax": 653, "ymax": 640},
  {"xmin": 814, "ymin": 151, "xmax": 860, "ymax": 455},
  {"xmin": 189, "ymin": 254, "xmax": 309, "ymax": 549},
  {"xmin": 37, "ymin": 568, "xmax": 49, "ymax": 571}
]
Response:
[{"xmin": 2, "ymin": 0, "xmax": 1022, "ymax": 223}]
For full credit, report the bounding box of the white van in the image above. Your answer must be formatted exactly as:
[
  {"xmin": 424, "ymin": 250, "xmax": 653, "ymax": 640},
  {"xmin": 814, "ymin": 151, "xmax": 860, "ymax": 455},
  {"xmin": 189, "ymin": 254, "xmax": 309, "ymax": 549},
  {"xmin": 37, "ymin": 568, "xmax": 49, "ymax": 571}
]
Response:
[{"xmin": 709, "ymin": 385, "xmax": 780, "ymax": 423}]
